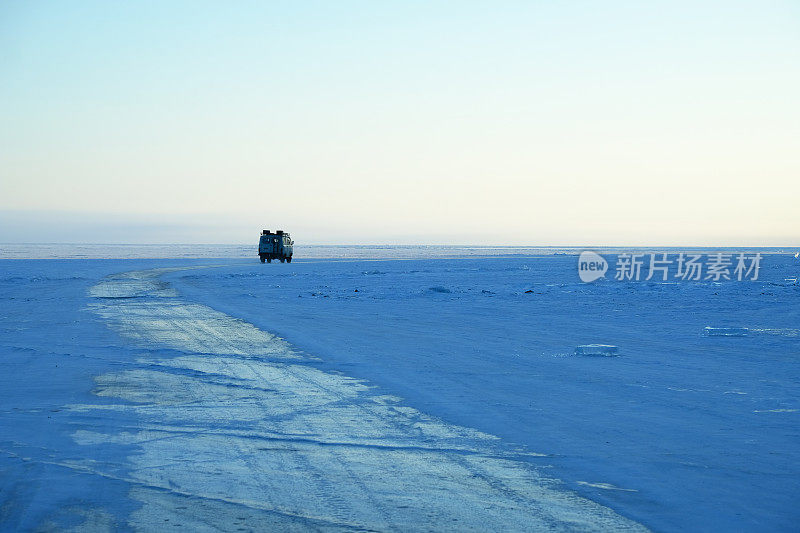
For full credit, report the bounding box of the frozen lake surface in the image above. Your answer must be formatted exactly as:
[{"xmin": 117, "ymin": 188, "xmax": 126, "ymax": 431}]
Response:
[
  {"xmin": 1, "ymin": 249, "xmax": 798, "ymax": 530},
  {"xmin": 0, "ymin": 243, "xmax": 790, "ymax": 260}
]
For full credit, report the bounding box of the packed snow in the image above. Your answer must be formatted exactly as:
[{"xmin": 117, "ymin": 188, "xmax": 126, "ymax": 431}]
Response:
[{"xmin": 1, "ymin": 248, "xmax": 799, "ymax": 531}]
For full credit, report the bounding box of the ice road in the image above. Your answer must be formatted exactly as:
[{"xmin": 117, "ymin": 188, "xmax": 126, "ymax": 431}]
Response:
[{"xmin": 76, "ymin": 267, "xmax": 644, "ymax": 531}]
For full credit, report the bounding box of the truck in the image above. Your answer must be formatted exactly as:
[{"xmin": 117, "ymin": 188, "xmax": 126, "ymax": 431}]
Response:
[{"xmin": 258, "ymin": 230, "xmax": 293, "ymax": 263}]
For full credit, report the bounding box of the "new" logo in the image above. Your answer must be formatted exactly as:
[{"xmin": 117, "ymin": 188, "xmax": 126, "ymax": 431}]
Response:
[{"xmin": 578, "ymin": 251, "xmax": 608, "ymax": 283}]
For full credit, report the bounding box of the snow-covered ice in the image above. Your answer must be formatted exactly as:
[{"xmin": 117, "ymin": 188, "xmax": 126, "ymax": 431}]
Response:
[
  {"xmin": 1, "ymin": 250, "xmax": 799, "ymax": 531},
  {"xmin": 85, "ymin": 268, "xmax": 645, "ymax": 531}
]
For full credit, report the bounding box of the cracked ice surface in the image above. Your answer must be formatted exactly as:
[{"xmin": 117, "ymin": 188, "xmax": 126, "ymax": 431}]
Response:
[{"xmin": 82, "ymin": 268, "xmax": 646, "ymax": 531}]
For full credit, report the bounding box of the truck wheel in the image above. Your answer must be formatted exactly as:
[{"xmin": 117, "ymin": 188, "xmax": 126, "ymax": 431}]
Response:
[
  {"xmin": 286, "ymin": 257, "xmax": 292, "ymax": 263},
  {"xmin": 280, "ymin": 257, "xmax": 285, "ymax": 263},
  {"xmin": 267, "ymin": 258, "xmax": 272, "ymax": 263},
  {"xmin": 260, "ymin": 255, "xmax": 265, "ymax": 263}
]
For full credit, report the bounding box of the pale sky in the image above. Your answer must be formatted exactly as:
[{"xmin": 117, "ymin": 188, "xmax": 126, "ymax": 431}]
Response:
[{"xmin": 1, "ymin": 1, "xmax": 798, "ymax": 245}]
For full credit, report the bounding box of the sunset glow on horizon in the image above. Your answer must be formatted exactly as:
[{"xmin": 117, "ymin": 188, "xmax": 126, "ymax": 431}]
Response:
[{"xmin": 2, "ymin": 1, "xmax": 798, "ymax": 245}]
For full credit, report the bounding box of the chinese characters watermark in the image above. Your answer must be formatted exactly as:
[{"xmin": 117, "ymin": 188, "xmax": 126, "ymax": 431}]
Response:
[{"xmin": 578, "ymin": 251, "xmax": 763, "ymax": 283}]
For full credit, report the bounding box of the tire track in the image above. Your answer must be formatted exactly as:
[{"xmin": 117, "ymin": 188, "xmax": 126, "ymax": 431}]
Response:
[{"xmin": 78, "ymin": 267, "xmax": 647, "ymax": 531}]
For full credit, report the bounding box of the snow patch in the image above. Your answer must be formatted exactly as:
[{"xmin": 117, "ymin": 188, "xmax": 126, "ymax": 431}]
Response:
[
  {"xmin": 89, "ymin": 270, "xmax": 302, "ymax": 359},
  {"xmin": 703, "ymin": 327, "xmax": 749, "ymax": 337},
  {"xmin": 749, "ymin": 328, "xmax": 799, "ymax": 337},
  {"xmin": 577, "ymin": 481, "xmax": 638, "ymax": 492}
]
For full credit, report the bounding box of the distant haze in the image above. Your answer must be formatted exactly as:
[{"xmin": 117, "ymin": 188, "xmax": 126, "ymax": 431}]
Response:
[{"xmin": 1, "ymin": 2, "xmax": 798, "ymax": 245}]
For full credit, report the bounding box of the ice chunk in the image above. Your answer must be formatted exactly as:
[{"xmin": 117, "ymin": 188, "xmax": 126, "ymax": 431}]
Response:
[
  {"xmin": 574, "ymin": 344, "xmax": 619, "ymax": 356},
  {"xmin": 703, "ymin": 327, "xmax": 749, "ymax": 337},
  {"xmin": 427, "ymin": 286, "xmax": 451, "ymax": 293}
]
